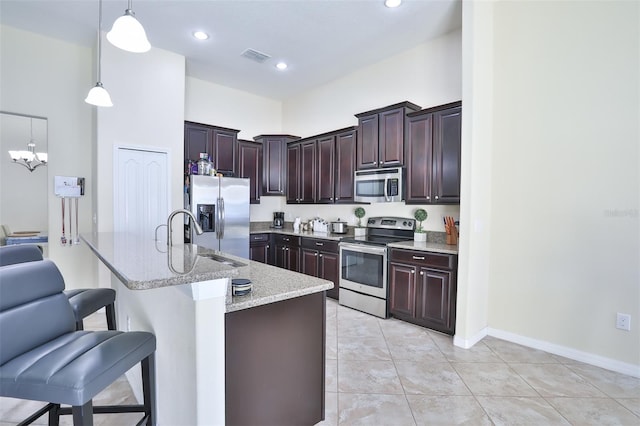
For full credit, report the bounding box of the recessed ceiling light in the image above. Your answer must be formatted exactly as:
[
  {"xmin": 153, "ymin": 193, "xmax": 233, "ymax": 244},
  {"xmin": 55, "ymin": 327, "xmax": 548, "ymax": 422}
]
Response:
[
  {"xmin": 276, "ymin": 62, "xmax": 288, "ymax": 70},
  {"xmin": 193, "ymin": 31, "xmax": 209, "ymax": 40},
  {"xmin": 384, "ymin": 0, "xmax": 402, "ymax": 8}
]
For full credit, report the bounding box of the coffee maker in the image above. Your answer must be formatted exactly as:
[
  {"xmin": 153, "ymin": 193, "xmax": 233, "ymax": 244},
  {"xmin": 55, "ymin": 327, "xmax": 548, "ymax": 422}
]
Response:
[{"xmin": 273, "ymin": 212, "xmax": 284, "ymax": 228}]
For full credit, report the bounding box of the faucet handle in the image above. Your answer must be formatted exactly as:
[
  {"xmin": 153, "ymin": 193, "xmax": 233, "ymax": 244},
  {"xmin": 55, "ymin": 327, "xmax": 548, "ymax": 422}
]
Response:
[{"xmin": 155, "ymin": 224, "xmax": 168, "ymax": 242}]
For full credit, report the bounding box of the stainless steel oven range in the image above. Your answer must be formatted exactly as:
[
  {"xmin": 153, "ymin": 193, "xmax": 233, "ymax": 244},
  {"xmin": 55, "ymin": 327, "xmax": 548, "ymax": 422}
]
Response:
[{"xmin": 339, "ymin": 216, "xmax": 415, "ymax": 318}]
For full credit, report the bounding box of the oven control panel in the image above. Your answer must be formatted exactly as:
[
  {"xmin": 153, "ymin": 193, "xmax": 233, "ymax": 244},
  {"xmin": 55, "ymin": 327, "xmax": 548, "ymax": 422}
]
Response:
[{"xmin": 367, "ymin": 216, "xmax": 415, "ymax": 231}]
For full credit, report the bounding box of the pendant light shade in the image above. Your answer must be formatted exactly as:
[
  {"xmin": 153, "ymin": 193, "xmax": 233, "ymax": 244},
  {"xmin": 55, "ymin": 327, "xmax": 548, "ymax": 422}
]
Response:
[
  {"xmin": 85, "ymin": 82, "xmax": 113, "ymax": 107},
  {"xmin": 107, "ymin": 1, "xmax": 151, "ymax": 53},
  {"xmin": 86, "ymin": 0, "xmax": 113, "ymax": 107}
]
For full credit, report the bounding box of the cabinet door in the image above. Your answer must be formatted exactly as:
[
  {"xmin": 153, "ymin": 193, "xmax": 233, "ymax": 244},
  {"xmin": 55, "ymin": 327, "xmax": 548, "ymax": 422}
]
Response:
[
  {"xmin": 416, "ymin": 268, "xmax": 454, "ymax": 334},
  {"xmin": 250, "ymin": 242, "xmax": 269, "ymax": 264},
  {"xmin": 316, "ymin": 136, "xmax": 335, "ymax": 203},
  {"xmin": 300, "ymin": 141, "xmax": 317, "ymax": 203},
  {"xmin": 319, "ymin": 251, "xmax": 339, "ymax": 300},
  {"xmin": 301, "ymin": 248, "xmax": 319, "ymax": 277},
  {"xmin": 432, "ymin": 106, "xmax": 462, "ymax": 204},
  {"xmin": 405, "ymin": 113, "xmax": 434, "ymax": 203},
  {"xmin": 288, "ymin": 246, "xmax": 301, "ymax": 273},
  {"xmin": 262, "ymin": 137, "xmax": 287, "ymax": 195},
  {"xmin": 378, "ymin": 108, "xmax": 405, "ymax": 167},
  {"xmin": 212, "ymin": 128, "xmax": 237, "ymax": 176},
  {"xmin": 274, "ymin": 243, "xmax": 287, "ymax": 269},
  {"xmin": 184, "ymin": 122, "xmax": 210, "ymax": 162},
  {"xmin": 237, "ymin": 140, "xmax": 262, "ymax": 204},
  {"xmin": 357, "ymin": 113, "xmax": 379, "ymax": 169},
  {"xmin": 335, "ymin": 129, "xmax": 356, "ymax": 203},
  {"xmin": 389, "ymin": 263, "xmax": 416, "ymax": 318},
  {"xmin": 286, "ymin": 144, "xmax": 301, "ymax": 203}
]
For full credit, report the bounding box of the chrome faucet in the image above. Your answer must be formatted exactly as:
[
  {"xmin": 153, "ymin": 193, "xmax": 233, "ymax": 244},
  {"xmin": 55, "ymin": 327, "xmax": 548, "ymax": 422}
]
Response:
[{"xmin": 162, "ymin": 208, "xmax": 203, "ymax": 246}]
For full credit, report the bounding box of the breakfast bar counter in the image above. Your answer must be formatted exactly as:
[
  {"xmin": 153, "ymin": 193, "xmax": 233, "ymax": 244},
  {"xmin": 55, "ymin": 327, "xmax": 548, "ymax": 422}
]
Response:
[{"xmin": 82, "ymin": 232, "xmax": 332, "ymax": 425}]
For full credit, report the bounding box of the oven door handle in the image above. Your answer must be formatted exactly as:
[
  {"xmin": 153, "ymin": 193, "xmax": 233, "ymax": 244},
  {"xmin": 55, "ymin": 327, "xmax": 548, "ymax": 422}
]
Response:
[{"xmin": 340, "ymin": 243, "xmax": 387, "ymax": 256}]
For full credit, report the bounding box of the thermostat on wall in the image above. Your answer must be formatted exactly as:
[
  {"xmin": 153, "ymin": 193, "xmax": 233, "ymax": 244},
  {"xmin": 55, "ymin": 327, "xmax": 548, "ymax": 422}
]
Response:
[{"xmin": 54, "ymin": 176, "xmax": 85, "ymax": 198}]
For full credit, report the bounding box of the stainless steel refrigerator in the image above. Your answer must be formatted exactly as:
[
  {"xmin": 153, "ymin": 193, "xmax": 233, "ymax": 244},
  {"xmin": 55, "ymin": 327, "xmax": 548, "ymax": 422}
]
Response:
[{"xmin": 188, "ymin": 175, "xmax": 250, "ymax": 259}]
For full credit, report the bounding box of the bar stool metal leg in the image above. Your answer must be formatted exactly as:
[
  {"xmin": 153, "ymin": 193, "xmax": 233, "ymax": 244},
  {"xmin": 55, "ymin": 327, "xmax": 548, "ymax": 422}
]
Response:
[{"xmin": 106, "ymin": 302, "xmax": 117, "ymax": 330}]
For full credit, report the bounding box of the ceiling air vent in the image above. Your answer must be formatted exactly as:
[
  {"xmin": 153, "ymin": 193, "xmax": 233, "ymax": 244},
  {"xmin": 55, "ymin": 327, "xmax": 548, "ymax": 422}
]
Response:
[{"xmin": 241, "ymin": 48, "xmax": 271, "ymax": 64}]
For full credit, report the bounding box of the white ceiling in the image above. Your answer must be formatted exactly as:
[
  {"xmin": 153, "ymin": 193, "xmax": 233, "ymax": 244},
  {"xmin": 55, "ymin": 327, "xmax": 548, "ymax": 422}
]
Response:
[{"xmin": 0, "ymin": 0, "xmax": 462, "ymax": 100}]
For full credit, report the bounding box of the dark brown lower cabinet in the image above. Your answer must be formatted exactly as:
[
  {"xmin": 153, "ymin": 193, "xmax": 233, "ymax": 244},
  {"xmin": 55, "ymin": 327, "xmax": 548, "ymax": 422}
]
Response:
[
  {"xmin": 226, "ymin": 291, "xmax": 326, "ymax": 426},
  {"xmin": 301, "ymin": 238, "xmax": 339, "ymax": 300},
  {"xmin": 273, "ymin": 234, "xmax": 300, "ymax": 272},
  {"xmin": 249, "ymin": 233, "xmax": 271, "ymax": 264},
  {"xmin": 388, "ymin": 248, "xmax": 457, "ymax": 335}
]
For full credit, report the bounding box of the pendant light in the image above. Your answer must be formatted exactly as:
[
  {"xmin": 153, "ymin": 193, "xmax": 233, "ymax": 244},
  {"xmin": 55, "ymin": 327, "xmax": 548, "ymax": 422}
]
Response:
[
  {"xmin": 107, "ymin": 0, "xmax": 151, "ymax": 53},
  {"xmin": 85, "ymin": 0, "xmax": 113, "ymax": 107}
]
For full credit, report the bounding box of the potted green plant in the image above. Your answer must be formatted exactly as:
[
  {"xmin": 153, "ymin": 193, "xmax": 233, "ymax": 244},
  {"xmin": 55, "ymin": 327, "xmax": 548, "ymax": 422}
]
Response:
[
  {"xmin": 413, "ymin": 208, "xmax": 428, "ymax": 242},
  {"xmin": 354, "ymin": 207, "xmax": 366, "ymax": 236}
]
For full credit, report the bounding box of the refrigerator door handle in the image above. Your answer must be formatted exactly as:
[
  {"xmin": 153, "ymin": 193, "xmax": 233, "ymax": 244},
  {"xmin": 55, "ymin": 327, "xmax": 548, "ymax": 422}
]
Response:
[{"xmin": 218, "ymin": 197, "xmax": 225, "ymax": 239}]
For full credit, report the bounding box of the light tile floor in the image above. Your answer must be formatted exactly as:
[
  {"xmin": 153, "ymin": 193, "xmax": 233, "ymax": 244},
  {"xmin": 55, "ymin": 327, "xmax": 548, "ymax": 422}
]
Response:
[{"xmin": 1, "ymin": 299, "xmax": 639, "ymax": 425}]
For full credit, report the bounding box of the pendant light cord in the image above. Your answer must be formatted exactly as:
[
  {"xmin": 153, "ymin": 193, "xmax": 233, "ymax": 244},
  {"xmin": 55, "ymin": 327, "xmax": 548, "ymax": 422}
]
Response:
[{"xmin": 97, "ymin": 0, "xmax": 103, "ymax": 82}]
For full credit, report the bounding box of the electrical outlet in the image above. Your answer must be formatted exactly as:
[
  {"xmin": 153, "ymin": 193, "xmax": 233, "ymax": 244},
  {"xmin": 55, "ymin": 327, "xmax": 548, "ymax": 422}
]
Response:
[{"xmin": 616, "ymin": 313, "xmax": 631, "ymax": 331}]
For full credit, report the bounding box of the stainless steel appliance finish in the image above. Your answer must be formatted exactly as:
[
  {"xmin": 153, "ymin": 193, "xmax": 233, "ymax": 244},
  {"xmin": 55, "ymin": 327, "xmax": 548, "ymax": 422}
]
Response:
[
  {"xmin": 353, "ymin": 167, "xmax": 404, "ymax": 203},
  {"xmin": 330, "ymin": 220, "xmax": 348, "ymax": 234},
  {"xmin": 339, "ymin": 216, "xmax": 415, "ymax": 318},
  {"xmin": 188, "ymin": 175, "xmax": 250, "ymax": 259}
]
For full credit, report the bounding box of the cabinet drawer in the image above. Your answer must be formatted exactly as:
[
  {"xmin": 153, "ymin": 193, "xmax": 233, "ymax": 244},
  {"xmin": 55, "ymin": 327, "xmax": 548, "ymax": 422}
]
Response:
[
  {"xmin": 273, "ymin": 234, "xmax": 300, "ymax": 246},
  {"xmin": 389, "ymin": 249, "xmax": 456, "ymax": 270},
  {"xmin": 301, "ymin": 237, "xmax": 339, "ymax": 253},
  {"xmin": 250, "ymin": 233, "xmax": 269, "ymax": 243}
]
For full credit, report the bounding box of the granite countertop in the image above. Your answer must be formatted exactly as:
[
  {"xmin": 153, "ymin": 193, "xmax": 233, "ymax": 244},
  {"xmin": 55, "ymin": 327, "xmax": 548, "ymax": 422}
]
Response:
[
  {"xmin": 250, "ymin": 222, "xmax": 459, "ymax": 254},
  {"xmin": 81, "ymin": 232, "xmax": 333, "ymax": 313},
  {"xmin": 250, "ymin": 222, "xmax": 347, "ymax": 241},
  {"xmin": 387, "ymin": 240, "xmax": 458, "ymax": 255}
]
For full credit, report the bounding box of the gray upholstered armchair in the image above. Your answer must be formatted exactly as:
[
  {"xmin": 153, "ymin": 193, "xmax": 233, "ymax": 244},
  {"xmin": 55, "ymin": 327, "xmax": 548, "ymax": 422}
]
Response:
[
  {"xmin": 0, "ymin": 260, "xmax": 156, "ymax": 425},
  {"xmin": 0, "ymin": 244, "xmax": 116, "ymax": 330}
]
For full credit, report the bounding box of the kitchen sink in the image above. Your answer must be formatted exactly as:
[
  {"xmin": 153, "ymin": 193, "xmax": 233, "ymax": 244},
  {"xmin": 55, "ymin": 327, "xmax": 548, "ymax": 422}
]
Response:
[{"xmin": 199, "ymin": 253, "xmax": 247, "ymax": 268}]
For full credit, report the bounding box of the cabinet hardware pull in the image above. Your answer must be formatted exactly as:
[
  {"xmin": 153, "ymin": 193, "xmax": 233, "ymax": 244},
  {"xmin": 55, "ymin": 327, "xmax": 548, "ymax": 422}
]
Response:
[
  {"xmin": 420, "ymin": 271, "xmax": 424, "ymax": 275},
  {"xmin": 426, "ymin": 196, "xmax": 430, "ymax": 200},
  {"xmin": 373, "ymin": 161, "xmax": 377, "ymax": 165},
  {"xmin": 319, "ymin": 254, "xmax": 323, "ymax": 257},
  {"xmin": 315, "ymin": 253, "xmax": 318, "ymax": 256},
  {"xmin": 315, "ymin": 242, "xmax": 323, "ymax": 246},
  {"xmin": 412, "ymin": 256, "xmax": 425, "ymax": 260},
  {"xmin": 411, "ymin": 270, "xmax": 415, "ymax": 274},
  {"xmin": 435, "ymin": 196, "xmax": 439, "ymax": 199}
]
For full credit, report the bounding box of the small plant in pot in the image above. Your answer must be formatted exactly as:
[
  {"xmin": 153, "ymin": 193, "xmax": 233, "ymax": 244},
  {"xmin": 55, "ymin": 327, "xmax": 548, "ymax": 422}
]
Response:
[
  {"xmin": 354, "ymin": 207, "xmax": 366, "ymax": 236},
  {"xmin": 413, "ymin": 208, "xmax": 428, "ymax": 242}
]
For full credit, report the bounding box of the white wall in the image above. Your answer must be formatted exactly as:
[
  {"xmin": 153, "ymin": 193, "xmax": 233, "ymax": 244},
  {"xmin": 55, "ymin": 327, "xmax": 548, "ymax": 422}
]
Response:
[
  {"xmin": 476, "ymin": 1, "xmax": 639, "ymax": 372},
  {"xmin": 185, "ymin": 78, "xmax": 282, "ymax": 140},
  {"xmin": 0, "ymin": 25, "xmax": 95, "ymax": 289},
  {"xmin": 282, "ymin": 30, "xmax": 462, "ymax": 137}
]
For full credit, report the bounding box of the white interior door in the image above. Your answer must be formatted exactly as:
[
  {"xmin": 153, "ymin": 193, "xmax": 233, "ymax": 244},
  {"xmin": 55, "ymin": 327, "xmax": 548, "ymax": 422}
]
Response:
[{"xmin": 114, "ymin": 147, "xmax": 168, "ymax": 240}]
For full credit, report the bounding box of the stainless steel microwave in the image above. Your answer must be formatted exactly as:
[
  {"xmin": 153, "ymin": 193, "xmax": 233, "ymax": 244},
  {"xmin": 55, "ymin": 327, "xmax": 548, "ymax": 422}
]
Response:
[{"xmin": 353, "ymin": 167, "xmax": 404, "ymax": 203}]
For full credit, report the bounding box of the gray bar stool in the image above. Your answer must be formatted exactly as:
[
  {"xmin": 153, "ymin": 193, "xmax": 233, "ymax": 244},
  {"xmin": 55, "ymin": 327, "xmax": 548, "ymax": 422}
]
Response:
[
  {"xmin": 0, "ymin": 260, "xmax": 156, "ymax": 425},
  {"xmin": 0, "ymin": 244, "xmax": 116, "ymax": 330}
]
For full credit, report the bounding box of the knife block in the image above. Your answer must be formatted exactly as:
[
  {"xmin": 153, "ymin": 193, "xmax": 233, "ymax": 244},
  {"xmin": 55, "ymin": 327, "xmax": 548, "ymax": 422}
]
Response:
[{"xmin": 446, "ymin": 228, "xmax": 458, "ymax": 245}]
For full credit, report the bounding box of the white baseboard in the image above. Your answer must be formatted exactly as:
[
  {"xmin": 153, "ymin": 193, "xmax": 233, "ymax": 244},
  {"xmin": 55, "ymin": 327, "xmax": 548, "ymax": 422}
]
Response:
[
  {"xmin": 453, "ymin": 327, "xmax": 488, "ymax": 349},
  {"xmin": 487, "ymin": 327, "xmax": 640, "ymax": 378}
]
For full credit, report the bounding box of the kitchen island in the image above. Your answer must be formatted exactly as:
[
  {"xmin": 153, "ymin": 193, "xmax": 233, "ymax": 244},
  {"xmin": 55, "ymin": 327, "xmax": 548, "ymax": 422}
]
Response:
[{"xmin": 82, "ymin": 232, "xmax": 332, "ymax": 426}]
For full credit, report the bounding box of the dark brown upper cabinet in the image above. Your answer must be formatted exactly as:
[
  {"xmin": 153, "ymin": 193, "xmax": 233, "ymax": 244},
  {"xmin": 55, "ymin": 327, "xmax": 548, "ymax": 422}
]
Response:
[
  {"xmin": 405, "ymin": 101, "xmax": 462, "ymax": 204},
  {"xmin": 334, "ymin": 127, "xmax": 357, "ymax": 204},
  {"xmin": 355, "ymin": 102, "xmax": 420, "ymax": 170},
  {"xmin": 254, "ymin": 135, "xmax": 300, "ymax": 196},
  {"xmin": 286, "ymin": 126, "xmax": 356, "ymax": 204},
  {"xmin": 287, "ymin": 141, "xmax": 316, "ymax": 204},
  {"xmin": 184, "ymin": 121, "xmax": 239, "ymax": 176},
  {"xmin": 236, "ymin": 139, "xmax": 262, "ymax": 204}
]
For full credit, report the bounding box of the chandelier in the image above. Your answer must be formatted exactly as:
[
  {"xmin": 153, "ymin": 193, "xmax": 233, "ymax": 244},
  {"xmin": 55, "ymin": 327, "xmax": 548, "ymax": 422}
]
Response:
[{"xmin": 8, "ymin": 118, "xmax": 47, "ymax": 172}]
